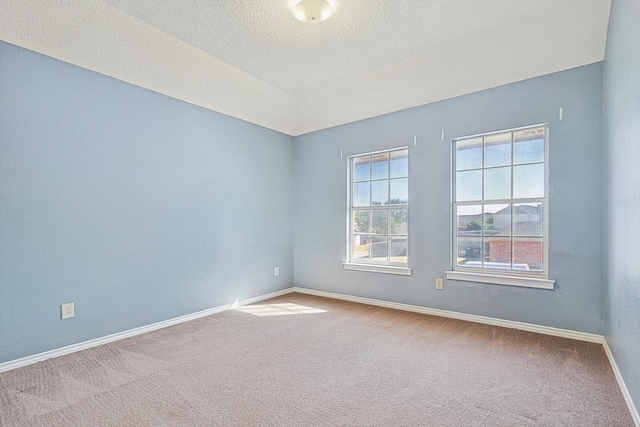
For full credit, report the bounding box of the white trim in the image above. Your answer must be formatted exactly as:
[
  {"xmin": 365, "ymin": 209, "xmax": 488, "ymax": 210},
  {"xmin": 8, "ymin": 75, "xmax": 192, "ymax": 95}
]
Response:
[
  {"xmin": 346, "ymin": 147, "xmax": 410, "ymax": 267},
  {"xmin": 603, "ymin": 340, "xmax": 640, "ymax": 427},
  {"xmin": 343, "ymin": 263, "xmax": 412, "ymax": 276},
  {"xmin": 293, "ymin": 287, "xmax": 639, "ymax": 423},
  {"xmin": 451, "ymin": 124, "xmax": 550, "ymax": 282},
  {"xmin": 2, "ymin": 285, "xmax": 636, "ymax": 425},
  {"xmin": 445, "ymin": 270, "xmax": 555, "ymax": 289},
  {"xmin": 292, "ymin": 287, "xmax": 601, "ymax": 343},
  {"xmin": 0, "ymin": 288, "xmax": 294, "ymax": 373}
]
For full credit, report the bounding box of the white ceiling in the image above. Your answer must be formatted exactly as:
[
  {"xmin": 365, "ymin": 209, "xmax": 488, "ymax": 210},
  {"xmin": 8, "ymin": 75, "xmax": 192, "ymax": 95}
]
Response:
[{"xmin": 1, "ymin": 0, "xmax": 611, "ymax": 136}]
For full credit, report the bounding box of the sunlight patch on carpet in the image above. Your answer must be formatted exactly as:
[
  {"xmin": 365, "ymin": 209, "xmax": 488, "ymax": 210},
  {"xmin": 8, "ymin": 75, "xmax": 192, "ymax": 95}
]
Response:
[{"xmin": 235, "ymin": 303, "xmax": 327, "ymax": 316}]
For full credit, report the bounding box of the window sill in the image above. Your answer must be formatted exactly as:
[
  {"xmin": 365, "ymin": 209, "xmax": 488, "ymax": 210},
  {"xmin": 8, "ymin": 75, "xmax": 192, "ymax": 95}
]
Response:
[
  {"xmin": 445, "ymin": 270, "xmax": 554, "ymax": 289},
  {"xmin": 343, "ymin": 263, "xmax": 412, "ymax": 276}
]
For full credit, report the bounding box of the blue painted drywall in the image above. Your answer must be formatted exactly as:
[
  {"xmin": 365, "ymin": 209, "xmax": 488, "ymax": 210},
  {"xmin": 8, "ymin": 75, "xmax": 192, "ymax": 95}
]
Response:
[
  {"xmin": 0, "ymin": 41, "xmax": 294, "ymax": 363},
  {"xmin": 294, "ymin": 63, "xmax": 604, "ymax": 334},
  {"xmin": 0, "ymin": 36, "xmax": 615, "ymax": 368},
  {"xmin": 604, "ymin": 0, "xmax": 640, "ymax": 411}
]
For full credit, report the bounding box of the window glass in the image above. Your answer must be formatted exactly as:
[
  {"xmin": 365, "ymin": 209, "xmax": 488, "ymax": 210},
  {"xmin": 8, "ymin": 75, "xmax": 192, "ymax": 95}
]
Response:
[
  {"xmin": 389, "ymin": 178, "xmax": 408, "ymax": 204},
  {"xmin": 513, "ymin": 164, "xmax": 544, "ymax": 199},
  {"xmin": 371, "ymin": 236, "xmax": 388, "ymax": 262},
  {"xmin": 353, "ymin": 210, "xmax": 370, "ymax": 234},
  {"xmin": 456, "ymin": 170, "xmax": 482, "ymax": 201},
  {"xmin": 453, "ymin": 126, "xmax": 547, "ymax": 275},
  {"xmin": 390, "ymin": 150, "xmax": 408, "ymax": 178},
  {"xmin": 349, "ymin": 148, "xmax": 408, "ymax": 266},
  {"xmin": 457, "ymin": 237, "xmax": 482, "ymax": 267},
  {"xmin": 352, "ymin": 235, "xmax": 369, "ymax": 261},
  {"xmin": 353, "ymin": 182, "xmax": 370, "ymax": 207},
  {"xmin": 484, "ymin": 133, "xmax": 511, "ymax": 168},
  {"xmin": 486, "ymin": 204, "xmax": 511, "ymax": 235},
  {"xmin": 484, "ymin": 167, "xmax": 511, "ymax": 200},
  {"xmin": 371, "ymin": 153, "xmax": 389, "ymax": 180},
  {"xmin": 390, "ymin": 208, "xmax": 408, "ymax": 234},
  {"xmin": 353, "ymin": 156, "xmax": 370, "ymax": 181},
  {"xmin": 371, "ymin": 210, "xmax": 388, "ymax": 235},
  {"xmin": 456, "ymin": 137, "xmax": 482, "ymax": 171},
  {"xmin": 514, "ymin": 129, "xmax": 544, "ymax": 164},
  {"xmin": 513, "ymin": 203, "xmax": 543, "ymax": 237},
  {"xmin": 514, "ymin": 238, "xmax": 543, "ymax": 271},
  {"xmin": 484, "ymin": 204, "xmax": 510, "ymax": 269},
  {"xmin": 390, "ymin": 237, "xmax": 407, "ymax": 263},
  {"xmin": 371, "ymin": 180, "xmax": 388, "ymax": 206}
]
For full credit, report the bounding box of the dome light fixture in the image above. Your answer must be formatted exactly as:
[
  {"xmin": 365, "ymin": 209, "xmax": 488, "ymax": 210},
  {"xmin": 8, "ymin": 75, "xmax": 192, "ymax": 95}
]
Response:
[{"xmin": 292, "ymin": 0, "xmax": 336, "ymax": 24}]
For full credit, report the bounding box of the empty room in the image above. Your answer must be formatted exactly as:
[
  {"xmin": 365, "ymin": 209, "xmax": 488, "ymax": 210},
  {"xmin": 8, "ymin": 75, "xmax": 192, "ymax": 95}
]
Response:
[{"xmin": 1, "ymin": 0, "xmax": 639, "ymax": 425}]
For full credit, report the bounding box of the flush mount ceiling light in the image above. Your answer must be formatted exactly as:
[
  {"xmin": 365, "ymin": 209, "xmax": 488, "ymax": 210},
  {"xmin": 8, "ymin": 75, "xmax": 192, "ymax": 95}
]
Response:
[{"xmin": 292, "ymin": 0, "xmax": 337, "ymax": 24}]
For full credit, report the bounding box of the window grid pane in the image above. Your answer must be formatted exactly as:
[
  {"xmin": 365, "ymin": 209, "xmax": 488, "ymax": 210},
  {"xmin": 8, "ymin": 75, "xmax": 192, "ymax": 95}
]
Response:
[
  {"xmin": 371, "ymin": 153, "xmax": 390, "ymax": 180},
  {"xmin": 390, "ymin": 150, "xmax": 408, "ymax": 178},
  {"xmin": 352, "ymin": 234, "xmax": 370, "ymax": 261},
  {"xmin": 353, "ymin": 155, "xmax": 371, "ymax": 182},
  {"xmin": 456, "ymin": 137, "xmax": 482, "ymax": 171},
  {"xmin": 484, "ymin": 132, "xmax": 512, "ymax": 168}
]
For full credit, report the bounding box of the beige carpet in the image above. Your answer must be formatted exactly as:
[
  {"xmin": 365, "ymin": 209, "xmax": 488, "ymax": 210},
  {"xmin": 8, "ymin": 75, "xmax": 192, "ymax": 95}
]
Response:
[{"xmin": 0, "ymin": 293, "xmax": 633, "ymax": 426}]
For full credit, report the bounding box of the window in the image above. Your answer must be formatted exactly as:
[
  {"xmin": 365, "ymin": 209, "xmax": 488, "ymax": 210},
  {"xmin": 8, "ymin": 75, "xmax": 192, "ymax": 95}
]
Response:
[
  {"xmin": 345, "ymin": 148, "xmax": 410, "ymax": 275},
  {"xmin": 448, "ymin": 125, "xmax": 553, "ymax": 289}
]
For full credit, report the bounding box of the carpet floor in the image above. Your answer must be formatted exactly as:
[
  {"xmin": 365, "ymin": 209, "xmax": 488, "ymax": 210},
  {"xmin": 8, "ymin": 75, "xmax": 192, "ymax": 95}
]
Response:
[{"xmin": 0, "ymin": 293, "xmax": 633, "ymax": 426}]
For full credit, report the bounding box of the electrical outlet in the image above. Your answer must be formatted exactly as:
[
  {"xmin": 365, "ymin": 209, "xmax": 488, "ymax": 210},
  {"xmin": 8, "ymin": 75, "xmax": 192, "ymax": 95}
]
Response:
[
  {"xmin": 435, "ymin": 278, "xmax": 444, "ymax": 290},
  {"xmin": 61, "ymin": 302, "xmax": 74, "ymax": 319},
  {"xmin": 274, "ymin": 267, "xmax": 280, "ymax": 276}
]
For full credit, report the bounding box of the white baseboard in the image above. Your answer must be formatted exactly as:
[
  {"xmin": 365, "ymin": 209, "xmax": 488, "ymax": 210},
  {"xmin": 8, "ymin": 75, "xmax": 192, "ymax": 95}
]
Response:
[
  {"xmin": 292, "ymin": 287, "xmax": 640, "ymax": 424},
  {"xmin": 0, "ymin": 287, "xmax": 294, "ymax": 373},
  {"xmin": 3, "ymin": 284, "xmax": 636, "ymax": 426},
  {"xmin": 603, "ymin": 340, "xmax": 640, "ymax": 427},
  {"xmin": 291, "ymin": 287, "xmax": 604, "ymax": 343}
]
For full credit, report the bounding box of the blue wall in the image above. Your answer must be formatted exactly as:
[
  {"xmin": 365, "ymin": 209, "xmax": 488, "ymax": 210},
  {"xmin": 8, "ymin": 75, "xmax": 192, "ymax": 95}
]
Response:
[
  {"xmin": 0, "ymin": 42, "xmax": 294, "ymax": 363},
  {"xmin": 1, "ymin": 28, "xmax": 625, "ymax": 375},
  {"xmin": 294, "ymin": 63, "xmax": 604, "ymax": 334},
  {"xmin": 604, "ymin": 0, "xmax": 640, "ymax": 411}
]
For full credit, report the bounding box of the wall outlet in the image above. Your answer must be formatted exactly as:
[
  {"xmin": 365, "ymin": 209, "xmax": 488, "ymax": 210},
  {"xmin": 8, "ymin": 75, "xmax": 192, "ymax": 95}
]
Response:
[
  {"xmin": 435, "ymin": 278, "xmax": 444, "ymax": 290},
  {"xmin": 274, "ymin": 267, "xmax": 280, "ymax": 276},
  {"xmin": 61, "ymin": 302, "xmax": 74, "ymax": 319}
]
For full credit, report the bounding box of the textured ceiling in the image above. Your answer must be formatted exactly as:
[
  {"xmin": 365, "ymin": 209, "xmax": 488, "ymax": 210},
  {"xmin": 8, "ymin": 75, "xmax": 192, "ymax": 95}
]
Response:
[{"xmin": 1, "ymin": 0, "xmax": 611, "ymax": 136}]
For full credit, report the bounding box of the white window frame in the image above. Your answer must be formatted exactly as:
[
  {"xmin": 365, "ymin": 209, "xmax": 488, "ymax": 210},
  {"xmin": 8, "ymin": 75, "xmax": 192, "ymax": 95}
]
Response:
[
  {"xmin": 445, "ymin": 124, "xmax": 554, "ymax": 289},
  {"xmin": 343, "ymin": 147, "xmax": 412, "ymax": 276}
]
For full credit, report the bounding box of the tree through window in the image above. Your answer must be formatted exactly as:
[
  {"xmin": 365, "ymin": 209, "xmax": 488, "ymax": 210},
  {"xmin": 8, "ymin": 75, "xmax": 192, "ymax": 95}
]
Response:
[
  {"xmin": 453, "ymin": 125, "xmax": 548, "ymax": 275},
  {"xmin": 349, "ymin": 148, "xmax": 408, "ymax": 266}
]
